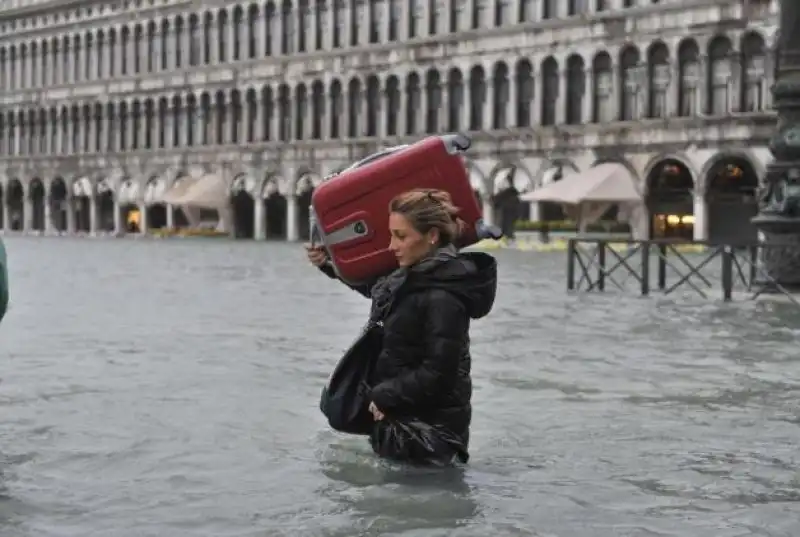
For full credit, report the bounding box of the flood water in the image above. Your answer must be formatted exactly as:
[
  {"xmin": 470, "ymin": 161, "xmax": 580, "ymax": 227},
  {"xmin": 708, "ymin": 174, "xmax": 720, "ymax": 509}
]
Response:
[{"xmin": 1, "ymin": 236, "xmax": 799, "ymax": 537}]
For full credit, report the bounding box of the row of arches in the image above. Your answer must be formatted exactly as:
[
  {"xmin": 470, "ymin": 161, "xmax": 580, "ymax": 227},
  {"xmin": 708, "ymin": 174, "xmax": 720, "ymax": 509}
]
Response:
[
  {"xmin": 0, "ymin": 175, "xmax": 316, "ymax": 240},
  {"xmin": 0, "ymin": 0, "xmax": 677, "ymax": 91},
  {"xmin": 0, "ymin": 33, "xmax": 771, "ymax": 157},
  {"xmin": 517, "ymin": 154, "xmax": 761, "ymax": 243},
  {"xmin": 0, "ymin": 153, "xmax": 764, "ymax": 244}
]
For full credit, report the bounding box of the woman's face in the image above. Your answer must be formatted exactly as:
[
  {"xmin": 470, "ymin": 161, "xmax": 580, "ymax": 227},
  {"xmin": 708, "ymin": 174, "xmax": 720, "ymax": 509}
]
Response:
[{"xmin": 388, "ymin": 212, "xmax": 438, "ymax": 267}]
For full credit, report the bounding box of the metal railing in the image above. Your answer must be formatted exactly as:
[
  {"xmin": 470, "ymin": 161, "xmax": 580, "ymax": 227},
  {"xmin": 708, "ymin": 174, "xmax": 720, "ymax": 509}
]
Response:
[{"xmin": 565, "ymin": 238, "xmax": 800, "ymax": 306}]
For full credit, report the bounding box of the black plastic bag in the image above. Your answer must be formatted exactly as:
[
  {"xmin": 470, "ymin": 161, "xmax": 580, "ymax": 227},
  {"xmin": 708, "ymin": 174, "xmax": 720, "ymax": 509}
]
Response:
[
  {"xmin": 320, "ymin": 322, "xmax": 384, "ymax": 435},
  {"xmin": 371, "ymin": 418, "xmax": 469, "ymax": 466}
]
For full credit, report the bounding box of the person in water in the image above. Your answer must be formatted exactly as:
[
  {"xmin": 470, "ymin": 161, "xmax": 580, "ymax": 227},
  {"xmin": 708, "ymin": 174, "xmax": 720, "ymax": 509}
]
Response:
[{"xmin": 306, "ymin": 188, "xmax": 498, "ymax": 463}]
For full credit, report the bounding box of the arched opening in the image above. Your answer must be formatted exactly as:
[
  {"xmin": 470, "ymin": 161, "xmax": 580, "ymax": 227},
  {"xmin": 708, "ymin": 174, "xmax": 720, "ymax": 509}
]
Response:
[
  {"xmin": 168, "ymin": 176, "xmax": 193, "ymax": 229},
  {"xmin": 537, "ymin": 166, "xmax": 570, "ymax": 222},
  {"xmin": 492, "ymin": 166, "xmax": 524, "ymax": 237},
  {"xmin": 646, "ymin": 159, "xmax": 695, "ymax": 240},
  {"xmin": 96, "ymin": 179, "xmax": 116, "ymax": 233},
  {"xmin": 29, "ymin": 178, "xmax": 46, "ymax": 232},
  {"xmin": 50, "ymin": 178, "xmax": 69, "ymax": 233},
  {"xmin": 147, "ymin": 204, "xmax": 167, "ymax": 229},
  {"xmin": 295, "ymin": 175, "xmax": 316, "ymax": 241},
  {"xmin": 231, "ymin": 175, "xmax": 255, "ymax": 239},
  {"xmin": 172, "ymin": 209, "xmax": 190, "ymax": 229},
  {"xmin": 262, "ymin": 178, "xmax": 287, "ymax": 239},
  {"xmin": 468, "ymin": 164, "xmax": 487, "ymax": 213},
  {"xmin": 72, "ymin": 178, "xmax": 93, "ymax": 233},
  {"xmin": 117, "ymin": 180, "xmax": 140, "ymax": 233},
  {"xmin": 705, "ymin": 156, "xmax": 759, "ymax": 244},
  {"xmin": 144, "ymin": 177, "xmax": 168, "ymax": 229},
  {"xmin": 6, "ymin": 179, "xmax": 23, "ymax": 231}
]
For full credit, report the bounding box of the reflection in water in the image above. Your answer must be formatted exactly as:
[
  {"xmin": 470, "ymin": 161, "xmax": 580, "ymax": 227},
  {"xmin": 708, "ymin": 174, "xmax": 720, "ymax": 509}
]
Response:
[{"xmin": 316, "ymin": 435, "xmax": 479, "ymax": 536}]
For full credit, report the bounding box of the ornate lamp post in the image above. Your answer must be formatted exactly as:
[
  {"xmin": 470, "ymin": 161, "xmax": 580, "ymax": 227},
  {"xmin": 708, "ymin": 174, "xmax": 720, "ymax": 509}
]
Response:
[{"xmin": 752, "ymin": 2, "xmax": 800, "ymax": 288}]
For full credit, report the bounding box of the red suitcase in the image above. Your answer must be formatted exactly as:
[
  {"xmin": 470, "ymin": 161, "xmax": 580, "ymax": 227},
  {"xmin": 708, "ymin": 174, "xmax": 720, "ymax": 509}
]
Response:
[{"xmin": 309, "ymin": 134, "xmax": 501, "ymax": 286}]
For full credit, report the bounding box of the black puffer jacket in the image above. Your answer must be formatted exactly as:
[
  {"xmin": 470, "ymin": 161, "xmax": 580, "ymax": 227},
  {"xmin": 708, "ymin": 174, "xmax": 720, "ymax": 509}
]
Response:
[{"xmin": 319, "ymin": 248, "xmax": 497, "ymax": 451}]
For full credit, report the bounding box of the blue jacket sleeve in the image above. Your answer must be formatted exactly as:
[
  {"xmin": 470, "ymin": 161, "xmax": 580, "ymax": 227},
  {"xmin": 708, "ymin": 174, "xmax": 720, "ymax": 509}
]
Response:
[
  {"xmin": 370, "ymin": 290, "xmax": 467, "ymax": 412},
  {"xmin": 318, "ymin": 261, "xmax": 374, "ymax": 298}
]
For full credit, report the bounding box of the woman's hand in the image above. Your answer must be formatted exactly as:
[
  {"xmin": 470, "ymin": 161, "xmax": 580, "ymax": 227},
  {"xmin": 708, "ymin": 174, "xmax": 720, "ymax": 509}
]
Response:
[
  {"xmin": 368, "ymin": 402, "xmax": 384, "ymax": 421},
  {"xmin": 305, "ymin": 243, "xmax": 328, "ymax": 267}
]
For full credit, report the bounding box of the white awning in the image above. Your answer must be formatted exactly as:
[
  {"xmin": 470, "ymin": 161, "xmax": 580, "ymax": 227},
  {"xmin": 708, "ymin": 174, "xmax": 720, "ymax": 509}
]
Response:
[
  {"xmin": 170, "ymin": 175, "xmax": 228, "ymax": 210},
  {"xmin": 161, "ymin": 177, "xmax": 200, "ymax": 205},
  {"xmin": 520, "ymin": 163, "xmax": 643, "ymax": 204}
]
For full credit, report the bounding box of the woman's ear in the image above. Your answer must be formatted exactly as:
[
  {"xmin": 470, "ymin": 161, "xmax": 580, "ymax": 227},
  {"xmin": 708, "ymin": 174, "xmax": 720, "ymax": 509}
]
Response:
[{"xmin": 426, "ymin": 227, "xmax": 441, "ymax": 246}]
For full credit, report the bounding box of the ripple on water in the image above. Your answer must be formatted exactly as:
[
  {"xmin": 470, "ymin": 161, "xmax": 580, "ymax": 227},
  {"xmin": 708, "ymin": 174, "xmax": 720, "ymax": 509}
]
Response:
[{"xmin": 0, "ymin": 238, "xmax": 799, "ymax": 537}]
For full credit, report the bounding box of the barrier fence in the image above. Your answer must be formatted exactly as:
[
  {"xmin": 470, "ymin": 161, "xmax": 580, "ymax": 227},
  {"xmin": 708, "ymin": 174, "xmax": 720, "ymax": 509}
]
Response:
[{"xmin": 565, "ymin": 238, "xmax": 800, "ymax": 306}]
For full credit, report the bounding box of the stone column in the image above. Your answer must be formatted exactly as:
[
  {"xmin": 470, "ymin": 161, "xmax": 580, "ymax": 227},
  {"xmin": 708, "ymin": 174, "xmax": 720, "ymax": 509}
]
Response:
[
  {"xmin": 2, "ymin": 204, "xmax": 9, "ymax": 231},
  {"xmin": 343, "ymin": 1, "xmax": 352, "ymax": 47},
  {"xmin": 139, "ymin": 203, "xmax": 149, "ymax": 234},
  {"xmin": 23, "ymin": 197, "xmax": 33, "ymax": 231},
  {"xmin": 752, "ymin": 0, "xmax": 800, "ymax": 288},
  {"xmin": 286, "ymin": 194, "xmax": 298, "ymax": 241},
  {"xmin": 482, "ymin": 199, "xmax": 494, "ymax": 227},
  {"xmin": 692, "ymin": 191, "xmax": 707, "ymax": 242},
  {"xmin": 66, "ymin": 197, "xmax": 76, "ymax": 234},
  {"xmin": 113, "ymin": 202, "xmax": 123, "ymax": 235},
  {"xmin": 555, "ymin": 70, "xmax": 566, "ymax": 124},
  {"xmin": 44, "ymin": 200, "xmax": 53, "ymax": 234},
  {"xmin": 461, "ymin": 82, "xmax": 470, "ymax": 131},
  {"xmin": 89, "ymin": 196, "xmax": 98, "ymax": 235},
  {"xmin": 254, "ymin": 196, "xmax": 266, "ymax": 240}
]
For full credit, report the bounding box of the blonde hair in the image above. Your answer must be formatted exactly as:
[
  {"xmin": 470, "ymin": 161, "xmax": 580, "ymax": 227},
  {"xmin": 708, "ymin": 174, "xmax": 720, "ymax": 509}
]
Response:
[{"xmin": 388, "ymin": 189, "xmax": 463, "ymax": 246}]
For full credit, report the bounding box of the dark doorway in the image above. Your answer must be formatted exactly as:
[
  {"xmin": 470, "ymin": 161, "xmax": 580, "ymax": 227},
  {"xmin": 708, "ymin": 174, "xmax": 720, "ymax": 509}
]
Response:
[
  {"xmin": 705, "ymin": 157, "xmax": 759, "ymax": 244},
  {"xmin": 50, "ymin": 178, "xmax": 68, "ymax": 232},
  {"xmin": 29, "ymin": 178, "xmax": 46, "ymax": 231},
  {"xmin": 265, "ymin": 193, "xmax": 287, "ymax": 239},
  {"xmin": 646, "ymin": 159, "xmax": 695, "ymax": 240},
  {"xmin": 232, "ymin": 190, "xmax": 255, "ymax": 238},
  {"xmin": 6, "ymin": 179, "xmax": 24, "ymax": 231},
  {"xmin": 97, "ymin": 185, "xmax": 116, "ymax": 232},
  {"xmin": 147, "ymin": 204, "xmax": 168, "ymax": 229},
  {"xmin": 539, "ymin": 167, "xmax": 568, "ymax": 222},
  {"xmin": 296, "ymin": 188, "xmax": 313, "ymax": 241}
]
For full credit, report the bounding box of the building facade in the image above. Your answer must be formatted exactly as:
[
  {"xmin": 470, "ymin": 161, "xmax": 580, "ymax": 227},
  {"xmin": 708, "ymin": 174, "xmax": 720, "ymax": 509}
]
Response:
[{"xmin": 0, "ymin": 0, "xmax": 779, "ymax": 242}]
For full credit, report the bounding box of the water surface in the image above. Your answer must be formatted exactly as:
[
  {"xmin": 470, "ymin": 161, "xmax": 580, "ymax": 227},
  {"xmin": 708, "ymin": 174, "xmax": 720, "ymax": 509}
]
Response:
[{"xmin": 1, "ymin": 236, "xmax": 798, "ymax": 536}]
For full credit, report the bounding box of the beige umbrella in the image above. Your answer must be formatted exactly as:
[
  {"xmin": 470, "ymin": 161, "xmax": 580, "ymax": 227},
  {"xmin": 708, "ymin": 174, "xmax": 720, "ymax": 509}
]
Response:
[
  {"xmin": 171, "ymin": 174, "xmax": 228, "ymax": 209},
  {"xmin": 520, "ymin": 163, "xmax": 643, "ymax": 204},
  {"xmin": 161, "ymin": 177, "xmax": 200, "ymax": 205},
  {"xmin": 521, "ymin": 163, "xmax": 644, "ymax": 233}
]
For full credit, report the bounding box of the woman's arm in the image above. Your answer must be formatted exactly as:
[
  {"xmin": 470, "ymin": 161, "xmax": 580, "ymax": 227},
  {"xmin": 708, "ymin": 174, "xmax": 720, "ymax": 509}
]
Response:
[{"xmin": 369, "ymin": 290, "xmax": 466, "ymax": 411}]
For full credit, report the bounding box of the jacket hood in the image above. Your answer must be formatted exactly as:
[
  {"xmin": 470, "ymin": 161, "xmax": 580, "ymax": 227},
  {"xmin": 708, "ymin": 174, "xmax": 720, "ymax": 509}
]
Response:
[{"xmin": 410, "ymin": 250, "xmax": 498, "ymax": 319}]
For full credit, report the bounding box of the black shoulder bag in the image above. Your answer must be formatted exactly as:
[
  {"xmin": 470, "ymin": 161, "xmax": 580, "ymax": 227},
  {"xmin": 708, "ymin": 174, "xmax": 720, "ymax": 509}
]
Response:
[{"xmin": 319, "ymin": 321, "xmax": 384, "ymax": 435}]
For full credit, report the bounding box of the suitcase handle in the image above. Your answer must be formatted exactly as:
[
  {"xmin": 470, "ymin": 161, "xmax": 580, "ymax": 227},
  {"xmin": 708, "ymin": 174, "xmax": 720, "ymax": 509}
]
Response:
[
  {"xmin": 344, "ymin": 145, "xmax": 410, "ymax": 171},
  {"xmin": 476, "ymin": 219, "xmax": 504, "ymax": 240},
  {"xmin": 441, "ymin": 133, "xmax": 471, "ymax": 154}
]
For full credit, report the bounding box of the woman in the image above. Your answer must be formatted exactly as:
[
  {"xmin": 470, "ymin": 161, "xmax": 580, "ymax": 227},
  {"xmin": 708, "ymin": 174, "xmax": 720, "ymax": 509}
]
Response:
[{"xmin": 307, "ymin": 189, "xmax": 497, "ymax": 464}]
